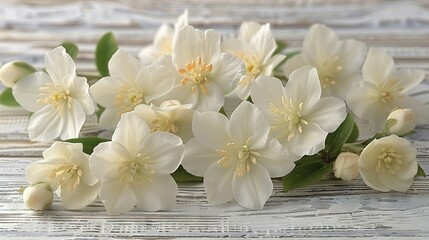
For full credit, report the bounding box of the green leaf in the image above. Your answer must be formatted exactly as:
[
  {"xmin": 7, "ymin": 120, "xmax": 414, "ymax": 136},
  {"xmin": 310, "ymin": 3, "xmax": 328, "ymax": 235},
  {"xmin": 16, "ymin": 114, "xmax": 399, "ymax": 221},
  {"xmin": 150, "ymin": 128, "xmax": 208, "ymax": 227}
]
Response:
[
  {"xmin": 325, "ymin": 113, "xmax": 355, "ymax": 161},
  {"xmin": 294, "ymin": 154, "xmax": 323, "ymax": 166},
  {"xmin": 172, "ymin": 166, "xmax": 203, "ymax": 182},
  {"xmin": 283, "ymin": 161, "xmax": 333, "ymax": 192},
  {"xmin": 61, "ymin": 42, "xmax": 79, "ymax": 60},
  {"xmin": 0, "ymin": 88, "xmax": 19, "ymax": 106},
  {"xmin": 64, "ymin": 137, "xmax": 109, "ymax": 155},
  {"xmin": 12, "ymin": 61, "xmax": 36, "ymax": 73},
  {"xmin": 95, "ymin": 32, "xmax": 119, "ymax": 77},
  {"xmin": 346, "ymin": 120, "xmax": 359, "ymax": 143},
  {"xmin": 95, "ymin": 104, "xmax": 105, "ymax": 120},
  {"xmin": 273, "ymin": 40, "xmax": 288, "ymax": 55},
  {"xmin": 416, "ymin": 164, "xmax": 426, "ymax": 177}
]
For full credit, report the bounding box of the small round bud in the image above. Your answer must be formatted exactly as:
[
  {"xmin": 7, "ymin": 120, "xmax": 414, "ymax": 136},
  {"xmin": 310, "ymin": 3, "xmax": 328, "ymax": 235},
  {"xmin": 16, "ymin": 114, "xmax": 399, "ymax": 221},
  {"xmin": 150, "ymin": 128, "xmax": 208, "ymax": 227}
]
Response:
[
  {"xmin": 0, "ymin": 61, "xmax": 35, "ymax": 88},
  {"xmin": 334, "ymin": 152, "xmax": 360, "ymax": 181},
  {"xmin": 385, "ymin": 108, "xmax": 416, "ymax": 136},
  {"xmin": 23, "ymin": 183, "xmax": 53, "ymax": 211}
]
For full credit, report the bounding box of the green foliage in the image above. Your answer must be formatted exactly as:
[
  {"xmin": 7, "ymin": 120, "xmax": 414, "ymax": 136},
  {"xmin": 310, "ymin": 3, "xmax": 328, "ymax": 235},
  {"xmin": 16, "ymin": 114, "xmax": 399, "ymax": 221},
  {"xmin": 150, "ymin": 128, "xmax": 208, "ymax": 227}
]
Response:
[
  {"xmin": 273, "ymin": 40, "xmax": 288, "ymax": 55},
  {"xmin": 283, "ymin": 161, "xmax": 333, "ymax": 192},
  {"xmin": 95, "ymin": 32, "xmax": 119, "ymax": 77},
  {"xmin": 0, "ymin": 88, "xmax": 19, "ymax": 106},
  {"xmin": 12, "ymin": 61, "xmax": 36, "ymax": 73},
  {"xmin": 61, "ymin": 42, "xmax": 79, "ymax": 60},
  {"xmin": 325, "ymin": 113, "xmax": 355, "ymax": 161},
  {"xmin": 172, "ymin": 166, "xmax": 203, "ymax": 182},
  {"xmin": 346, "ymin": 120, "xmax": 359, "ymax": 143},
  {"xmin": 64, "ymin": 137, "xmax": 109, "ymax": 155},
  {"xmin": 416, "ymin": 164, "xmax": 426, "ymax": 177}
]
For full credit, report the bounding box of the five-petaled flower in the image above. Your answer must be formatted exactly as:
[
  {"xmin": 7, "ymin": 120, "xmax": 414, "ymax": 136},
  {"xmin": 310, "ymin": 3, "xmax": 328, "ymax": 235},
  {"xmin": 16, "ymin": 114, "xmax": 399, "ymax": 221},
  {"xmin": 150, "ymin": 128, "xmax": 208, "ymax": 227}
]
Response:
[
  {"xmin": 12, "ymin": 46, "xmax": 95, "ymax": 141},
  {"xmin": 251, "ymin": 66, "xmax": 347, "ymax": 157},
  {"xmin": 347, "ymin": 48, "xmax": 429, "ymax": 134},
  {"xmin": 283, "ymin": 24, "xmax": 367, "ymax": 99},
  {"xmin": 90, "ymin": 49, "xmax": 175, "ymax": 129},
  {"xmin": 90, "ymin": 112, "xmax": 185, "ymax": 215},
  {"xmin": 25, "ymin": 142, "xmax": 100, "ymax": 209},
  {"xmin": 222, "ymin": 21, "xmax": 286, "ymax": 100},
  {"xmin": 182, "ymin": 101, "xmax": 298, "ymax": 209},
  {"xmin": 358, "ymin": 135, "xmax": 418, "ymax": 192},
  {"xmin": 159, "ymin": 25, "xmax": 245, "ymax": 112}
]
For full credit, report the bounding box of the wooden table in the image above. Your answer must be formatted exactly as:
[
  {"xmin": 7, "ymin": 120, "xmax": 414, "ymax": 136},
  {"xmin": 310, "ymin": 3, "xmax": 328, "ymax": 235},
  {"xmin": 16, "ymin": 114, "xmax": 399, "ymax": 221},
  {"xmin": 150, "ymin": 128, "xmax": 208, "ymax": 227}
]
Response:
[{"xmin": 1, "ymin": 0, "xmax": 429, "ymax": 238}]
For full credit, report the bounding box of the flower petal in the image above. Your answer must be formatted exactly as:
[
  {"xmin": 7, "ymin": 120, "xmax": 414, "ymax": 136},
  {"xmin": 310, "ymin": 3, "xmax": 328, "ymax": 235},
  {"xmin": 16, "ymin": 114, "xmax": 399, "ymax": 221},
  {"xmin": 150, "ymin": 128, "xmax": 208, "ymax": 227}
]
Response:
[
  {"xmin": 303, "ymin": 24, "xmax": 340, "ymax": 65},
  {"xmin": 285, "ymin": 66, "xmax": 321, "ymax": 108},
  {"xmin": 25, "ymin": 160, "xmax": 61, "ymax": 188},
  {"xmin": 397, "ymin": 96, "xmax": 429, "ymax": 125},
  {"xmin": 255, "ymin": 139, "xmax": 298, "ymax": 178},
  {"xmin": 359, "ymin": 168, "xmax": 391, "ymax": 192},
  {"xmin": 282, "ymin": 53, "xmax": 307, "ymax": 77},
  {"xmin": 134, "ymin": 64, "xmax": 174, "ymax": 103},
  {"xmin": 192, "ymin": 111, "xmax": 231, "ymax": 150},
  {"xmin": 378, "ymin": 173, "xmax": 413, "ymax": 193},
  {"xmin": 60, "ymin": 182, "xmax": 100, "ymax": 209},
  {"xmin": 109, "ymin": 49, "xmax": 142, "ymax": 81},
  {"xmin": 89, "ymin": 142, "xmax": 131, "ymax": 180},
  {"xmin": 131, "ymin": 175, "xmax": 178, "ymax": 211},
  {"xmin": 99, "ymin": 180, "xmax": 136, "ymax": 215},
  {"xmin": 45, "ymin": 46, "xmax": 76, "ymax": 87},
  {"xmin": 204, "ymin": 162, "xmax": 235, "ymax": 205},
  {"xmin": 395, "ymin": 69, "xmax": 425, "ymax": 92},
  {"xmin": 99, "ymin": 108, "xmax": 122, "ymax": 130},
  {"xmin": 337, "ymin": 39, "xmax": 367, "ymax": 74},
  {"xmin": 238, "ymin": 21, "xmax": 262, "ymax": 43},
  {"xmin": 362, "ymin": 48, "xmax": 395, "ymax": 85},
  {"xmin": 182, "ymin": 138, "xmax": 220, "ymax": 177},
  {"xmin": 193, "ymin": 81, "xmax": 224, "ymax": 112},
  {"xmin": 211, "ymin": 53, "xmax": 244, "ymax": 94},
  {"xmin": 228, "ymin": 101, "xmax": 269, "ymax": 148},
  {"xmin": 71, "ymin": 76, "xmax": 95, "ymax": 115},
  {"xmin": 42, "ymin": 141, "xmax": 83, "ymax": 161},
  {"xmin": 27, "ymin": 106, "xmax": 63, "ymax": 141},
  {"xmin": 250, "ymin": 76, "xmax": 285, "ymax": 120},
  {"xmin": 59, "ymin": 99, "xmax": 86, "ymax": 140},
  {"xmin": 250, "ymin": 23, "xmax": 276, "ymax": 63},
  {"xmin": 287, "ymin": 122, "xmax": 328, "ymax": 156},
  {"xmin": 304, "ymin": 96, "xmax": 346, "ymax": 132},
  {"xmin": 112, "ymin": 112, "xmax": 151, "ymax": 155},
  {"xmin": 12, "ymin": 71, "xmax": 51, "ymax": 112},
  {"xmin": 140, "ymin": 131, "xmax": 184, "ymax": 175},
  {"xmin": 232, "ymin": 163, "xmax": 273, "ymax": 209}
]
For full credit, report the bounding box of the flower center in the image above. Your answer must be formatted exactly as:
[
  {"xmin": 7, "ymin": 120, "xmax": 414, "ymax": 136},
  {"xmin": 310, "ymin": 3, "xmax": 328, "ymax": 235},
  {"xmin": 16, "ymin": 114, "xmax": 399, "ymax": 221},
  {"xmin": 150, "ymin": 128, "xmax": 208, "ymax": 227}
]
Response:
[
  {"xmin": 235, "ymin": 51, "xmax": 261, "ymax": 85},
  {"xmin": 178, "ymin": 56, "xmax": 213, "ymax": 94},
  {"xmin": 37, "ymin": 82, "xmax": 72, "ymax": 113},
  {"xmin": 151, "ymin": 118, "xmax": 178, "ymax": 134},
  {"xmin": 216, "ymin": 137, "xmax": 260, "ymax": 177},
  {"xmin": 49, "ymin": 164, "xmax": 82, "ymax": 191},
  {"xmin": 318, "ymin": 56, "xmax": 342, "ymax": 89},
  {"xmin": 375, "ymin": 147, "xmax": 403, "ymax": 175},
  {"xmin": 378, "ymin": 79, "xmax": 404, "ymax": 108},
  {"xmin": 115, "ymin": 85, "xmax": 144, "ymax": 115},
  {"xmin": 119, "ymin": 153, "xmax": 154, "ymax": 185},
  {"xmin": 270, "ymin": 96, "xmax": 308, "ymax": 141}
]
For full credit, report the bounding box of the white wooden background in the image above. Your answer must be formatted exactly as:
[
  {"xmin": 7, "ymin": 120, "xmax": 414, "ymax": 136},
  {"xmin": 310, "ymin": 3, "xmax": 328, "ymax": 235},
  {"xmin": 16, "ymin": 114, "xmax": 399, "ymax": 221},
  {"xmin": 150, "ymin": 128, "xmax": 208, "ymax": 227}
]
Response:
[{"xmin": 1, "ymin": 0, "xmax": 429, "ymax": 238}]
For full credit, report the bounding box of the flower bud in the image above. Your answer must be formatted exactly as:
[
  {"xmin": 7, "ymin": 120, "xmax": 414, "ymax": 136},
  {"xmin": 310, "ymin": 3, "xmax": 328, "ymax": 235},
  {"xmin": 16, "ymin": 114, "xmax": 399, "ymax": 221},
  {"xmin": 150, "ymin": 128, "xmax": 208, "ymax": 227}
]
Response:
[
  {"xmin": 385, "ymin": 108, "xmax": 416, "ymax": 136},
  {"xmin": 0, "ymin": 61, "xmax": 35, "ymax": 88},
  {"xmin": 334, "ymin": 152, "xmax": 360, "ymax": 181},
  {"xmin": 23, "ymin": 183, "xmax": 53, "ymax": 211}
]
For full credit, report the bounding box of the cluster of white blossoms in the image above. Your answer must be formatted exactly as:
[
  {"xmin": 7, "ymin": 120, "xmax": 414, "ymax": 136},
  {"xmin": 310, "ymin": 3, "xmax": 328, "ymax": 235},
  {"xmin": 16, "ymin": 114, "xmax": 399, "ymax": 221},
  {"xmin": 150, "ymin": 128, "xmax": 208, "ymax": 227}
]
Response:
[{"xmin": 0, "ymin": 11, "xmax": 427, "ymax": 214}]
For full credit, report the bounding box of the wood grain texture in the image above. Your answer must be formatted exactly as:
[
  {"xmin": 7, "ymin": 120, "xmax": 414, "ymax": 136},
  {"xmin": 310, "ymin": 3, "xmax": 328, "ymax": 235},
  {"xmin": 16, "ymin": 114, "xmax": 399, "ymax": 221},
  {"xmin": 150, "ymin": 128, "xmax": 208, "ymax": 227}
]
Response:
[{"xmin": 1, "ymin": 0, "xmax": 429, "ymax": 238}]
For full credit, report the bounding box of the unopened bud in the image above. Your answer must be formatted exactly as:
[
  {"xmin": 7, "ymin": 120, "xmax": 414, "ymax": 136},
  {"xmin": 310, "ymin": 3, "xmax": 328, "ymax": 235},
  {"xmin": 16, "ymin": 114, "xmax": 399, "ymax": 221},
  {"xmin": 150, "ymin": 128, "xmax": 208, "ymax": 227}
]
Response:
[
  {"xmin": 0, "ymin": 61, "xmax": 35, "ymax": 88},
  {"xmin": 334, "ymin": 152, "xmax": 360, "ymax": 181},
  {"xmin": 385, "ymin": 108, "xmax": 416, "ymax": 136},
  {"xmin": 23, "ymin": 183, "xmax": 53, "ymax": 211}
]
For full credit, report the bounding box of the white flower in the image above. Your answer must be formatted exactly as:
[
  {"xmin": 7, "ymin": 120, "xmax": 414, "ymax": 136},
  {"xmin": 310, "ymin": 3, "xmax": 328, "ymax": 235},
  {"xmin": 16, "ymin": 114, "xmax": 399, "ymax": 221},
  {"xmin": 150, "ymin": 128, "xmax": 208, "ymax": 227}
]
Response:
[
  {"xmin": 283, "ymin": 24, "xmax": 367, "ymax": 99},
  {"xmin": 23, "ymin": 183, "xmax": 53, "ymax": 211},
  {"xmin": 0, "ymin": 61, "xmax": 35, "ymax": 88},
  {"xmin": 251, "ymin": 66, "xmax": 347, "ymax": 157},
  {"xmin": 133, "ymin": 100, "xmax": 195, "ymax": 143},
  {"xmin": 334, "ymin": 152, "xmax": 360, "ymax": 181},
  {"xmin": 358, "ymin": 135, "xmax": 418, "ymax": 192},
  {"xmin": 347, "ymin": 48, "xmax": 429, "ymax": 134},
  {"xmin": 90, "ymin": 49, "xmax": 175, "ymax": 129},
  {"xmin": 90, "ymin": 112, "xmax": 185, "ymax": 215},
  {"xmin": 182, "ymin": 101, "xmax": 298, "ymax": 209},
  {"xmin": 12, "ymin": 47, "xmax": 95, "ymax": 141},
  {"xmin": 25, "ymin": 142, "xmax": 99, "ymax": 209},
  {"xmin": 160, "ymin": 25, "xmax": 245, "ymax": 112},
  {"xmin": 222, "ymin": 22, "xmax": 286, "ymax": 100},
  {"xmin": 139, "ymin": 10, "xmax": 188, "ymax": 65}
]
